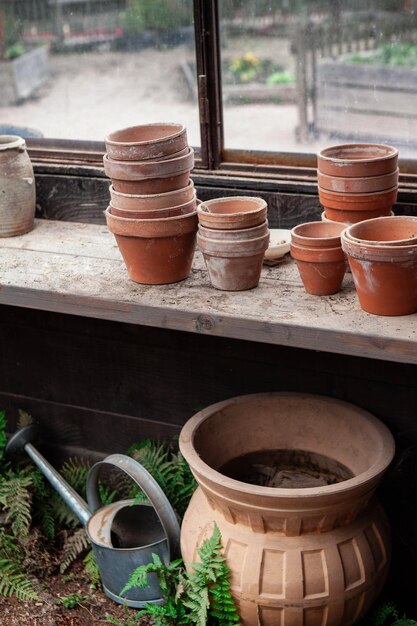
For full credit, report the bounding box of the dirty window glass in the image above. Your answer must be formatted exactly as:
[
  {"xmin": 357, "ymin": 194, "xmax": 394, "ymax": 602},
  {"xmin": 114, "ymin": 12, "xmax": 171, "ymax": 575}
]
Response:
[
  {"xmin": 220, "ymin": 1, "xmax": 417, "ymax": 158},
  {"xmin": 0, "ymin": 0, "xmax": 200, "ymax": 145}
]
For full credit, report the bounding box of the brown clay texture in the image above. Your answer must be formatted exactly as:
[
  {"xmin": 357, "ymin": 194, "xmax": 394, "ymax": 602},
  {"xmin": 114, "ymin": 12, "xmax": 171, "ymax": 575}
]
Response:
[
  {"xmin": 180, "ymin": 393, "xmax": 395, "ymax": 626},
  {"xmin": 317, "ymin": 143, "xmax": 398, "ymax": 178},
  {"xmin": 109, "ymin": 196, "xmax": 196, "ymax": 220},
  {"xmin": 291, "ymin": 221, "xmax": 345, "ymax": 248},
  {"xmin": 323, "ymin": 206, "xmax": 393, "ymax": 223},
  {"xmin": 105, "ymin": 123, "xmax": 187, "ymax": 161},
  {"xmin": 109, "ymin": 181, "xmax": 194, "ymax": 211},
  {"xmin": 345, "ymin": 215, "xmax": 417, "ymax": 246},
  {"xmin": 317, "ymin": 169, "xmax": 398, "ymax": 193},
  {"xmin": 0, "ymin": 135, "xmax": 36, "ymax": 237},
  {"xmin": 103, "ymin": 148, "xmax": 194, "ymax": 181},
  {"xmin": 198, "ymin": 220, "xmax": 269, "ymax": 241},
  {"xmin": 111, "ymin": 171, "xmax": 191, "ymax": 195},
  {"xmin": 318, "ymin": 185, "xmax": 398, "ymax": 211},
  {"xmin": 198, "ymin": 197, "xmax": 267, "ymax": 230}
]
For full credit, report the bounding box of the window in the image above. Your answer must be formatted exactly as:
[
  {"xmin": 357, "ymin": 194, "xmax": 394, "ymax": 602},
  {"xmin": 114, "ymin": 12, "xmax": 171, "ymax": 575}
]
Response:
[{"xmin": 3, "ymin": 0, "xmax": 417, "ymax": 171}]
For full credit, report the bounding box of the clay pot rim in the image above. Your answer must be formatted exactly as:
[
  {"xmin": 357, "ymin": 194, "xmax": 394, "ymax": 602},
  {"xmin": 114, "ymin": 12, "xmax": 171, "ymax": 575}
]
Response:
[
  {"xmin": 321, "ymin": 210, "xmax": 394, "ymax": 225},
  {"xmin": 318, "ymin": 184, "xmax": 398, "ymax": 201},
  {"xmin": 103, "ymin": 148, "xmax": 194, "ymax": 181},
  {"xmin": 105, "ymin": 122, "xmax": 185, "ymax": 147},
  {"xmin": 109, "ymin": 194, "xmax": 196, "ymax": 214},
  {"xmin": 106, "ymin": 205, "xmax": 197, "ymax": 225},
  {"xmin": 290, "ymin": 242, "xmax": 345, "ymax": 263},
  {"xmin": 291, "ymin": 221, "xmax": 345, "ymax": 247},
  {"xmin": 198, "ymin": 196, "xmax": 267, "ymax": 217},
  {"xmin": 317, "ymin": 168, "xmax": 398, "ymax": 191},
  {"xmin": 318, "ymin": 143, "xmax": 398, "ymax": 165},
  {"xmin": 198, "ymin": 220, "xmax": 268, "ymax": 238},
  {"xmin": 179, "ymin": 392, "xmax": 395, "ymax": 500},
  {"xmin": 343, "ymin": 215, "xmax": 417, "ymax": 246},
  {"xmin": 109, "ymin": 180, "xmax": 194, "ymax": 201},
  {"xmin": 0, "ymin": 135, "xmax": 25, "ymax": 150},
  {"xmin": 197, "ymin": 232, "xmax": 270, "ymax": 249},
  {"xmin": 341, "ymin": 231, "xmax": 417, "ymax": 260}
]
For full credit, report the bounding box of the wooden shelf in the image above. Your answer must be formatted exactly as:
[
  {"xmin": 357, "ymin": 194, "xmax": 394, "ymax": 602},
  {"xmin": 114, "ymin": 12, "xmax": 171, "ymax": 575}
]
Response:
[{"xmin": 0, "ymin": 219, "xmax": 415, "ymax": 364}]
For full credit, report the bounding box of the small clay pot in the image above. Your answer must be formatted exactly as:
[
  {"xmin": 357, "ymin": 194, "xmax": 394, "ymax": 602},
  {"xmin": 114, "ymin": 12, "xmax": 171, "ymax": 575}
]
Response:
[
  {"xmin": 197, "ymin": 232, "xmax": 270, "ymax": 291},
  {"xmin": 111, "ymin": 171, "xmax": 191, "ymax": 195},
  {"xmin": 291, "ymin": 221, "xmax": 346, "ymax": 248},
  {"xmin": 290, "ymin": 242, "xmax": 346, "ymax": 296},
  {"xmin": 105, "ymin": 207, "xmax": 197, "ymax": 285},
  {"xmin": 318, "ymin": 185, "xmax": 398, "ymax": 211},
  {"xmin": 343, "ymin": 215, "xmax": 417, "ymax": 247},
  {"xmin": 198, "ymin": 196, "xmax": 267, "ymax": 230},
  {"xmin": 105, "ymin": 123, "xmax": 187, "ymax": 161},
  {"xmin": 341, "ymin": 231, "xmax": 417, "ymax": 315},
  {"xmin": 317, "ymin": 169, "xmax": 398, "ymax": 194},
  {"xmin": 322, "ymin": 205, "xmax": 393, "ymax": 223},
  {"xmin": 318, "ymin": 143, "xmax": 398, "ymax": 178},
  {"xmin": 109, "ymin": 196, "xmax": 196, "ymax": 219},
  {"xmin": 103, "ymin": 148, "xmax": 194, "ymax": 181},
  {"xmin": 198, "ymin": 220, "xmax": 269, "ymax": 241},
  {"xmin": 109, "ymin": 181, "xmax": 194, "ymax": 211}
]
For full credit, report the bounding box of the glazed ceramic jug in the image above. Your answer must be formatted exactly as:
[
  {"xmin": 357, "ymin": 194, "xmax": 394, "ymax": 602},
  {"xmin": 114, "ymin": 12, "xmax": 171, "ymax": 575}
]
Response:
[
  {"xmin": 0, "ymin": 135, "xmax": 36, "ymax": 237},
  {"xmin": 180, "ymin": 393, "xmax": 395, "ymax": 626}
]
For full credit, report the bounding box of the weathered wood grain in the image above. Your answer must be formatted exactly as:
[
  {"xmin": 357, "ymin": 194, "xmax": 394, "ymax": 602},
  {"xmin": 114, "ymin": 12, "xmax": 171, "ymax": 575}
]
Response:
[{"xmin": 0, "ymin": 219, "xmax": 415, "ymax": 364}]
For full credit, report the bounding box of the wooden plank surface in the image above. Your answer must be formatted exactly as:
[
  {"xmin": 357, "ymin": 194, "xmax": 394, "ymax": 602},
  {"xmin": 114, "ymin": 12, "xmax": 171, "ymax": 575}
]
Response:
[{"xmin": 0, "ymin": 219, "xmax": 415, "ymax": 365}]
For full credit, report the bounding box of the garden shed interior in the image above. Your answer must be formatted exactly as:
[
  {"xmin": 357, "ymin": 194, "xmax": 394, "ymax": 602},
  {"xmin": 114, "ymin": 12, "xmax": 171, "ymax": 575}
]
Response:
[{"xmin": 1, "ymin": 1, "xmax": 417, "ymax": 624}]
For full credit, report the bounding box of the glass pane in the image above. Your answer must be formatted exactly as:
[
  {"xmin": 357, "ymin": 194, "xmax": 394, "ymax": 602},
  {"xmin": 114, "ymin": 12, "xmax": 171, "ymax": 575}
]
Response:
[
  {"xmin": 220, "ymin": 1, "xmax": 417, "ymax": 158},
  {"xmin": 0, "ymin": 0, "xmax": 200, "ymax": 145}
]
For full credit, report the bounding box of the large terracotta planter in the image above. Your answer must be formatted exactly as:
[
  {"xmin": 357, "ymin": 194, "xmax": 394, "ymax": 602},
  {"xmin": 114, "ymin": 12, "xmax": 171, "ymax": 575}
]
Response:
[
  {"xmin": 317, "ymin": 144, "xmax": 398, "ymax": 178},
  {"xmin": 198, "ymin": 196, "xmax": 267, "ymax": 230},
  {"xmin": 197, "ymin": 233, "xmax": 269, "ymax": 291},
  {"xmin": 105, "ymin": 207, "xmax": 197, "ymax": 284},
  {"xmin": 344, "ymin": 215, "xmax": 417, "ymax": 247},
  {"xmin": 341, "ymin": 223, "xmax": 417, "ymax": 316},
  {"xmin": 290, "ymin": 222, "xmax": 346, "ymax": 295},
  {"xmin": 105, "ymin": 123, "xmax": 187, "ymax": 161},
  {"xmin": 180, "ymin": 392, "xmax": 395, "ymax": 626},
  {"xmin": 0, "ymin": 135, "xmax": 36, "ymax": 237},
  {"xmin": 109, "ymin": 181, "xmax": 195, "ymax": 211}
]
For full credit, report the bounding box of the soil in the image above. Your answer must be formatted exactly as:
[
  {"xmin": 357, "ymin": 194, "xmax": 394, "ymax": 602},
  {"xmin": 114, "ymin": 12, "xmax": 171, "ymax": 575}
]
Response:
[{"xmin": 0, "ymin": 559, "xmax": 149, "ymax": 626}]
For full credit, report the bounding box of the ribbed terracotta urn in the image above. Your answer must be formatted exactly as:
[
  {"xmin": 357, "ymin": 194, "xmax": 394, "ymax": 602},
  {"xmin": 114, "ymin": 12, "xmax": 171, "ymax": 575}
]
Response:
[{"xmin": 180, "ymin": 393, "xmax": 395, "ymax": 626}]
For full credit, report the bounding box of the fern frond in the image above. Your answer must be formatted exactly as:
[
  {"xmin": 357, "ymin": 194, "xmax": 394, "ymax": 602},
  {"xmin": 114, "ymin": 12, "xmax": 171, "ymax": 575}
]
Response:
[
  {"xmin": 83, "ymin": 549, "xmax": 101, "ymax": 587},
  {"xmin": 0, "ymin": 558, "xmax": 39, "ymax": 600},
  {"xmin": 0, "ymin": 411, "xmax": 7, "ymax": 463},
  {"xmin": 374, "ymin": 603, "xmax": 400, "ymax": 626},
  {"xmin": 0, "ymin": 471, "xmax": 33, "ymax": 540},
  {"xmin": 61, "ymin": 457, "xmax": 90, "ymax": 497},
  {"xmin": 60, "ymin": 528, "xmax": 89, "ymax": 573}
]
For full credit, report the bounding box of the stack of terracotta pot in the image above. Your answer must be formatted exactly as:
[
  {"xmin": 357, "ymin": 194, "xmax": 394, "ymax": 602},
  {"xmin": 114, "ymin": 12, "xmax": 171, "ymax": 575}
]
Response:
[
  {"xmin": 103, "ymin": 123, "xmax": 197, "ymax": 285},
  {"xmin": 197, "ymin": 196, "xmax": 270, "ymax": 291},
  {"xmin": 290, "ymin": 221, "xmax": 347, "ymax": 296},
  {"xmin": 341, "ymin": 215, "xmax": 417, "ymax": 316},
  {"xmin": 317, "ymin": 143, "xmax": 399, "ymax": 226}
]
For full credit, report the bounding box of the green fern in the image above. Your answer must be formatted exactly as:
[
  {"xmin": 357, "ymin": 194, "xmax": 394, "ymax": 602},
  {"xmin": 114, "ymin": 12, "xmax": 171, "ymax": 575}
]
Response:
[
  {"xmin": 0, "ymin": 470, "xmax": 33, "ymax": 540},
  {"xmin": 60, "ymin": 528, "xmax": 89, "ymax": 573},
  {"xmin": 373, "ymin": 603, "xmax": 417, "ymax": 626},
  {"xmin": 128, "ymin": 439, "xmax": 196, "ymax": 517},
  {"xmin": 0, "ymin": 410, "xmax": 7, "ymax": 463},
  {"xmin": 83, "ymin": 549, "xmax": 101, "ymax": 587},
  {"xmin": 0, "ymin": 558, "xmax": 39, "ymax": 600}
]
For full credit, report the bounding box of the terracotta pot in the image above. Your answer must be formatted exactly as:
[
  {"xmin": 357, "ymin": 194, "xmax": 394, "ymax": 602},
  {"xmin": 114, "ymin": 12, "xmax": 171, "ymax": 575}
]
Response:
[
  {"xmin": 341, "ymin": 231, "xmax": 417, "ymax": 315},
  {"xmin": 197, "ymin": 233, "xmax": 269, "ymax": 291},
  {"xmin": 198, "ymin": 196, "xmax": 267, "ymax": 230},
  {"xmin": 103, "ymin": 148, "xmax": 194, "ymax": 181},
  {"xmin": 111, "ymin": 171, "xmax": 191, "ymax": 195},
  {"xmin": 109, "ymin": 196, "xmax": 196, "ymax": 219},
  {"xmin": 317, "ymin": 169, "xmax": 398, "ymax": 194},
  {"xmin": 105, "ymin": 123, "xmax": 187, "ymax": 161},
  {"xmin": 318, "ymin": 143, "xmax": 398, "ymax": 178},
  {"xmin": 291, "ymin": 221, "xmax": 346, "ymax": 248},
  {"xmin": 318, "ymin": 185, "xmax": 398, "ymax": 211},
  {"xmin": 198, "ymin": 220, "xmax": 269, "ymax": 241},
  {"xmin": 0, "ymin": 135, "xmax": 36, "ymax": 237},
  {"xmin": 105, "ymin": 207, "xmax": 197, "ymax": 284},
  {"xmin": 343, "ymin": 215, "xmax": 417, "ymax": 247},
  {"xmin": 290, "ymin": 243, "xmax": 346, "ymax": 296},
  {"xmin": 180, "ymin": 392, "xmax": 394, "ymax": 626},
  {"xmin": 109, "ymin": 181, "xmax": 195, "ymax": 211},
  {"xmin": 321, "ymin": 211, "xmax": 349, "ymax": 226},
  {"xmin": 322, "ymin": 205, "xmax": 393, "ymax": 223}
]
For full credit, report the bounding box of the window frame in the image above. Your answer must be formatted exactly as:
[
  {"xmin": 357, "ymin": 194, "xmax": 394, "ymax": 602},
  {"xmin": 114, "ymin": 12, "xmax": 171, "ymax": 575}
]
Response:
[{"xmin": 25, "ymin": 0, "xmax": 417, "ymax": 182}]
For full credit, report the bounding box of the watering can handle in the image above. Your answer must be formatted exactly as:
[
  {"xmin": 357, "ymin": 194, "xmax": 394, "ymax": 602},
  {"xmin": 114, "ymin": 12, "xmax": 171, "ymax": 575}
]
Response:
[{"xmin": 86, "ymin": 454, "xmax": 181, "ymax": 560}]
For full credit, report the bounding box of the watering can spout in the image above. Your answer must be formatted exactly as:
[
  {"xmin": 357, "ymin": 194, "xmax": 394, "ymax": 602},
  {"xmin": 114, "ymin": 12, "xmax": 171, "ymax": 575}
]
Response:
[{"xmin": 6, "ymin": 425, "xmax": 91, "ymax": 526}]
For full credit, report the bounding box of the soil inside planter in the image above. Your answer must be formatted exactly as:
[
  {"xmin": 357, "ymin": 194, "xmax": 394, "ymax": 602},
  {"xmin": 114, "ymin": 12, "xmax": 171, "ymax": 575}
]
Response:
[{"xmin": 219, "ymin": 449, "xmax": 354, "ymax": 488}]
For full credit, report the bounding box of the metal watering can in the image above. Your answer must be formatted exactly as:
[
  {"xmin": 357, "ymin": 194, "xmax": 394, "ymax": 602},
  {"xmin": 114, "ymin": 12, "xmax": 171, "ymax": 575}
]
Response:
[{"xmin": 6, "ymin": 425, "xmax": 181, "ymax": 607}]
